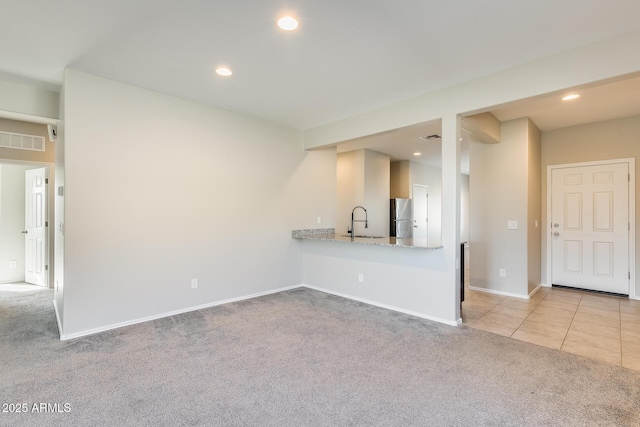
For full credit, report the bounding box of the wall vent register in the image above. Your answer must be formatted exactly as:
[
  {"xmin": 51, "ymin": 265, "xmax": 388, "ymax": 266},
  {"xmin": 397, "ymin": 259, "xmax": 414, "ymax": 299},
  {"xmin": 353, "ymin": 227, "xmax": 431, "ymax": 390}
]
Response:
[{"xmin": 0, "ymin": 131, "xmax": 45, "ymax": 152}]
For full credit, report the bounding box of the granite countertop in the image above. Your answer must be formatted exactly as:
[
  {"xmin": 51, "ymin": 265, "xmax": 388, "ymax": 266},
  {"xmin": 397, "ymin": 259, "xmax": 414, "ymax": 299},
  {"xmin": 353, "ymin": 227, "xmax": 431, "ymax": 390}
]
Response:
[{"xmin": 292, "ymin": 228, "xmax": 443, "ymax": 250}]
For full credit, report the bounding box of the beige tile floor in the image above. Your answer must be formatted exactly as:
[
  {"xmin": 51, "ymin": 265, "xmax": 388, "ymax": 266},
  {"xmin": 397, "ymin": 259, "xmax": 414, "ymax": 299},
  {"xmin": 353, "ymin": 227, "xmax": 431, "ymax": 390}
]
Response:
[{"xmin": 461, "ymin": 246, "xmax": 640, "ymax": 370}]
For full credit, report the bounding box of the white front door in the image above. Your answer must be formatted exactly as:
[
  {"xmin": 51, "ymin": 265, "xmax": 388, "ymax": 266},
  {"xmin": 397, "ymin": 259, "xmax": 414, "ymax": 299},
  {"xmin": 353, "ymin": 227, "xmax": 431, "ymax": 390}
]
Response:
[
  {"xmin": 413, "ymin": 184, "xmax": 428, "ymax": 241},
  {"xmin": 551, "ymin": 162, "xmax": 629, "ymax": 294},
  {"xmin": 25, "ymin": 168, "xmax": 47, "ymax": 286}
]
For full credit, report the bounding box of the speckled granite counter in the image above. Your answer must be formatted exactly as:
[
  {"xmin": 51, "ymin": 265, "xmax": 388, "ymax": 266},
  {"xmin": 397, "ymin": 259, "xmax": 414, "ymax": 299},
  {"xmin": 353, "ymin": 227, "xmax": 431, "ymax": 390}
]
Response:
[{"xmin": 292, "ymin": 228, "xmax": 442, "ymax": 249}]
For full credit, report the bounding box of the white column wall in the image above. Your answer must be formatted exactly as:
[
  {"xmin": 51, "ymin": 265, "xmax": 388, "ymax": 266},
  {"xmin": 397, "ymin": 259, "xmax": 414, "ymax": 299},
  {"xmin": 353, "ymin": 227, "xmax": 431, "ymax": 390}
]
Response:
[
  {"xmin": 441, "ymin": 114, "xmax": 461, "ymax": 321},
  {"xmin": 470, "ymin": 118, "xmax": 529, "ymax": 297}
]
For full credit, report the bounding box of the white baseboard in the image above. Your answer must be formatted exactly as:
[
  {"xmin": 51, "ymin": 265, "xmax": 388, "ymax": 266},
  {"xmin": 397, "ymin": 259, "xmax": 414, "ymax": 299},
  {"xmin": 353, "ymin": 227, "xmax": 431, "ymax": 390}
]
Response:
[
  {"xmin": 302, "ymin": 284, "xmax": 461, "ymax": 327},
  {"xmin": 58, "ymin": 282, "xmax": 468, "ymax": 340},
  {"xmin": 469, "ymin": 285, "xmax": 530, "ymax": 300},
  {"xmin": 58, "ymin": 284, "xmax": 303, "ymax": 341}
]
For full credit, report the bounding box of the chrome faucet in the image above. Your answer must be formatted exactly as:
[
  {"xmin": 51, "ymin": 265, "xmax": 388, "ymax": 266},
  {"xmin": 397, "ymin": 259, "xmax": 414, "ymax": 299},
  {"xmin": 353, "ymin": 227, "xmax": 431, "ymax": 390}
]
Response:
[{"xmin": 350, "ymin": 206, "xmax": 368, "ymax": 240}]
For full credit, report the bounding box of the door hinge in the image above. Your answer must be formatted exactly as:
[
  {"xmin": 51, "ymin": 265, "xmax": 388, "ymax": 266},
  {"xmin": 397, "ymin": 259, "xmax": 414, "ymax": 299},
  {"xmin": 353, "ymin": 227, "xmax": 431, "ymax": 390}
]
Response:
[
  {"xmin": 629, "ymin": 174, "xmax": 631, "ymax": 182},
  {"xmin": 45, "ymin": 178, "xmax": 49, "ymax": 184},
  {"xmin": 629, "ymin": 272, "xmax": 631, "ymax": 280},
  {"xmin": 45, "ymin": 265, "xmax": 49, "ymax": 271},
  {"xmin": 45, "ymin": 221, "xmax": 48, "ymax": 227}
]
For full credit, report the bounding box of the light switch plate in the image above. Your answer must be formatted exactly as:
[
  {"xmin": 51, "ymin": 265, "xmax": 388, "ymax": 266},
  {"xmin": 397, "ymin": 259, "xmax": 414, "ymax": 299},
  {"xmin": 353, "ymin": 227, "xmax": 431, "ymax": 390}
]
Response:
[{"xmin": 507, "ymin": 220, "xmax": 518, "ymax": 230}]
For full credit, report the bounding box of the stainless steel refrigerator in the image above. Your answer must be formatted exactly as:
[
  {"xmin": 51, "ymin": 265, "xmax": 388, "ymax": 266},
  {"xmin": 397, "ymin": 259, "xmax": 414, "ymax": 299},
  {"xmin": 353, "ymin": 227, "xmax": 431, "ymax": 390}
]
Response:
[{"xmin": 390, "ymin": 198, "xmax": 412, "ymax": 238}]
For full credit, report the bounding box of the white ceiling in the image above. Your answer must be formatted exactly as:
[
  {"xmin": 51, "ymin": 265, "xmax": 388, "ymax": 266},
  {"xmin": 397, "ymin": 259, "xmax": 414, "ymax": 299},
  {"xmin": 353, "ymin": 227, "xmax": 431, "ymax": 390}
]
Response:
[
  {"xmin": 335, "ymin": 71, "xmax": 640, "ymax": 172},
  {"xmin": 491, "ymin": 73, "xmax": 640, "ymax": 131},
  {"xmin": 335, "ymin": 119, "xmax": 471, "ymax": 175},
  {"xmin": 2, "ymin": 1, "xmax": 640, "ymax": 131}
]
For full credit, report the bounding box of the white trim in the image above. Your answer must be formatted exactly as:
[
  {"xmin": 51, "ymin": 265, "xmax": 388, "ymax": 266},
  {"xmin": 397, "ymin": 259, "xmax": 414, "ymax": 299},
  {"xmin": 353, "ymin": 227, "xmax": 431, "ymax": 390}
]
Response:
[
  {"xmin": 58, "ymin": 285, "xmax": 302, "ymax": 341},
  {"xmin": 0, "ymin": 110, "xmax": 58, "ymax": 126},
  {"xmin": 546, "ymin": 158, "xmax": 636, "ymax": 298},
  {"xmin": 468, "ymin": 285, "xmax": 530, "ymax": 300},
  {"xmin": 303, "ymin": 284, "xmax": 462, "ymax": 326}
]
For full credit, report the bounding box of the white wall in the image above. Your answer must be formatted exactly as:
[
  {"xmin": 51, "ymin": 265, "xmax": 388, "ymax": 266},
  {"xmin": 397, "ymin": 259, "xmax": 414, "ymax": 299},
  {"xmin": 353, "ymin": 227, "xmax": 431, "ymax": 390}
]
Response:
[
  {"xmin": 59, "ymin": 69, "xmax": 336, "ymax": 338},
  {"xmin": 302, "ymin": 240, "xmax": 456, "ymax": 324},
  {"xmin": 0, "ymin": 80, "xmax": 59, "ymax": 121},
  {"xmin": 336, "ymin": 149, "xmax": 389, "ymax": 237},
  {"xmin": 470, "ymin": 118, "xmax": 533, "ymax": 297},
  {"xmin": 363, "ymin": 150, "xmax": 390, "ymax": 237},
  {"xmin": 0, "ymin": 164, "xmax": 31, "ymax": 282},
  {"xmin": 541, "ymin": 115, "xmax": 640, "ymax": 298}
]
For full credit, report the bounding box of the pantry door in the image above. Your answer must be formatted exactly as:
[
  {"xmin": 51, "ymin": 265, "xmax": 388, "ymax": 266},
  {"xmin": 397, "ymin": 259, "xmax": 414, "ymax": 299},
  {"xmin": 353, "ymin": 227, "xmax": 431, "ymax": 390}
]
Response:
[
  {"xmin": 25, "ymin": 167, "xmax": 47, "ymax": 286},
  {"xmin": 550, "ymin": 162, "xmax": 629, "ymax": 294}
]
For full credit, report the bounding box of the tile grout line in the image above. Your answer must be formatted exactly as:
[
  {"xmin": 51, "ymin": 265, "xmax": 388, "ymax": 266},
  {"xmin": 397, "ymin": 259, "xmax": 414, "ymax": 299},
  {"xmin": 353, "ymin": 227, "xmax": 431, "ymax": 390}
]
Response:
[
  {"xmin": 470, "ymin": 298, "xmax": 506, "ymax": 325},
  {"xmin": 509, "ymin": 292, "xmax": 545, "ymax": 338},
  {"xmin": 559, "ymin": 291, "xmax": 582, "ymax": 351}
]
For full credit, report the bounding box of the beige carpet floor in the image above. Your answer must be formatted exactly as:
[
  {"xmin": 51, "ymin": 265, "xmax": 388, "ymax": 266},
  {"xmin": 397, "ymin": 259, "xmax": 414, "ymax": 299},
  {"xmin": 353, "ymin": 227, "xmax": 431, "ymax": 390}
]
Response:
[{"xmin": 1, "ymin": 287, "xmax": 639, "ymax": 426}]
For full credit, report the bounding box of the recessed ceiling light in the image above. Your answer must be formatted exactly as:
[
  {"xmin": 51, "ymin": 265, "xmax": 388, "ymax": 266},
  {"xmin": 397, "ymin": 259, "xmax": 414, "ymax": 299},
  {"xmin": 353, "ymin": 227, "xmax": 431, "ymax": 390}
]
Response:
[
  {"xmin": 215, "ymin": 67, "xmax": 232, "ymax": 77},
  {"xmin": 413, "ymin": 152, "xmax": 422, "ymax": 156},
  {"xmin": 562, "ymin": 94, "xmax": 580, "ymax": 101},
  {"xmin": 277, "ymin": 16, "xmax": 299, "ymax": 31}
]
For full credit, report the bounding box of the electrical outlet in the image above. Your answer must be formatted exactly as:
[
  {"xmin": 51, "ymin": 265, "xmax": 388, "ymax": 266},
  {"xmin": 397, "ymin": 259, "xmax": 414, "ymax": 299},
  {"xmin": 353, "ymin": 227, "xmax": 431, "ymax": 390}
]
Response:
[
  {"xmin": 317, "ymin": 216, "xmax": 322, "ymax": 224},
  {"xmin": 9, "ymin": 260, "xmax": 17, "ymax": 268},
  {"xmin": 499, "ymin": 269, "xmax": 506, "ymax": 277},
  {"xmin": 358, "ymin": 273, "xmax": 364, "ymax": 283},
  {"xmin": 191, "ymin": 278, "xmax": 199, "ymax": 289}
]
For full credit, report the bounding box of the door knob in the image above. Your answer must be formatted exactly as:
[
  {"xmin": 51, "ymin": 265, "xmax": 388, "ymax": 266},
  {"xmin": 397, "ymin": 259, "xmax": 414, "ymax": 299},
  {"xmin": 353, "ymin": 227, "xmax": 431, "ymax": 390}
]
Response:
[
  {"xmin": 553, "ymin": 231, "xmax": 560, "ymax": 237},
  {"xmin": 21, "ymin": 230, "xmax": 28, "ymax": 234},
  {"xmin": 553, "ymin": 223, "xmax": 559, "ymax": 228}
]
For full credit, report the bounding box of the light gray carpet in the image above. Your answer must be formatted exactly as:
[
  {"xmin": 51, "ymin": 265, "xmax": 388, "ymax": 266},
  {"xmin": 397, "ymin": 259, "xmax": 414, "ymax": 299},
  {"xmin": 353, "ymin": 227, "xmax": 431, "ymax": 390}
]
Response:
[{"xmin": 1, "ymin": 287, "xmax": 639, "ymax": 426}]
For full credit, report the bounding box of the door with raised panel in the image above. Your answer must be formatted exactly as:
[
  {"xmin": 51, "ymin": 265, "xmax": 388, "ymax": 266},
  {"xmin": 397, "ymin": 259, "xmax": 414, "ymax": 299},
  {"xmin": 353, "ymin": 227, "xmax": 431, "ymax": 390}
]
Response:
[
  {"xmin": 551, "ymin": 162, "xmax": 629, "ymax": 294},
  {"xmin": 25, "ymin": 168, "xmax": 47, "ymax": 286}
]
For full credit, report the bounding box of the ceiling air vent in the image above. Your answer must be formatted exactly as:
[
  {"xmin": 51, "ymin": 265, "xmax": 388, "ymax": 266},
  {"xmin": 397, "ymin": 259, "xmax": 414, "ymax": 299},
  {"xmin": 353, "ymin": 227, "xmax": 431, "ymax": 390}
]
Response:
[
  {"xmin": 419, "ymin": 134, "xmax": 442, "ymax": 141},
  {"xmin": 0, "ymin": 131, "xmax": 45, "ymax": 152}
]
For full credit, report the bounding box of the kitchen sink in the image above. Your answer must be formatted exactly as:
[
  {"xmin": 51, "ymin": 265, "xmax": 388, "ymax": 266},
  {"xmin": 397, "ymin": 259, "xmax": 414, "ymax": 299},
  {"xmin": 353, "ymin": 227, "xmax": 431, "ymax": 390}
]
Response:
[{"xmin": 341, "ymin": 235, "xmax": 385, "ymax": 239}]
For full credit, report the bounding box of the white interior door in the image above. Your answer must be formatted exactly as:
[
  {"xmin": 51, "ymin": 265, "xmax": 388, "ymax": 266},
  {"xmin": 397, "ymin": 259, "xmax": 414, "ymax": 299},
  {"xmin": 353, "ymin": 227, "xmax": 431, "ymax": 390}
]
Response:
[
  {"xmin": 551, "ymin": 162, "xmax": 629, "ymax": 294},
  {"xmin": 25, "ymin": 168, "xmax": 47, "ymax": 286},
  {"xmin": 413, "ymin": 184, "xmax": 428, "ymax": 241}
]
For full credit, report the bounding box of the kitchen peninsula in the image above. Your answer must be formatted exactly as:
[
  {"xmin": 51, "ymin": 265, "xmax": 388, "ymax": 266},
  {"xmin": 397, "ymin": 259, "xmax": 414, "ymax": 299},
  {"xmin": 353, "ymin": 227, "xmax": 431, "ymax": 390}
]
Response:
[
  {"xmin": 292, "ymin": 228, "xmax": 442, "ymax": 249},
  {"xmin": 293, "ymin": 228, "xmax": 458, "ymax": 327}
]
